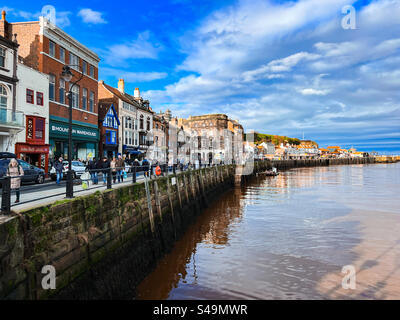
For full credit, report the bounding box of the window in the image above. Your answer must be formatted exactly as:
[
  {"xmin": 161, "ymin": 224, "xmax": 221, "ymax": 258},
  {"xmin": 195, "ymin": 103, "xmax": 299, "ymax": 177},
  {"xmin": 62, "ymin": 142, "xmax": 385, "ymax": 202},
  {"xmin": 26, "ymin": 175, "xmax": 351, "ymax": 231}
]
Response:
[
  {"xmin": 89, "ymin": 65, "xmax": 94, "ymax": 77},
  {"xmin": 26, "ymin": 89, "xmax": 34, "ymax": 104},
  {"xmin": 59, "ymin": 79, "xmax": 65, "ymax": 104},
  {"xmin": 71, "ymin": 85, "xmax": 79, "ymax": 108},
  {"xmin": 49, "ymin": 74, "xmax": 55, "ymax": 101},
  {"xmin": 0, "ymin": 85, "xmax": 8, "ymax": 108},
  {"xmin": 0, "ymin": 47, "xmax": 5, "ymax": 68},
  {"xmin": 89, "ymin": 91, "xmax": 94, "ymax": 112},
  {"xmin": 82, "ymin": 61, "xmax": 87, "ymax": 74},
  {"xmin": 106, "ymin": 130, "xmax": 116, "ymax": 145},
  {"xmin": 26, "ymin": 116, "xmax": 45, "ymax": 143},
  {"xmin": 35, "ymin": 118, "xmax": 45, "ymax": 140},
  {"xmin": 36, "ymin": 92, "xmax": 44, "ymax": 106},
  {"xmin": 69, "ymin": 53, "xmax": 79, "ymax": 70},
  {"xmin": 82, "ymin": 88, "xmax": 87, "ymax": 110},
  {"xmin": 59, "ymin": 47, "xmax": 65, "ymax": 63},
  {"xmin": 140, "ymin": 115, "xmax": 144, "ymax": 130},
  {"xmin": 49, "ymin": 41, "xmax": 56, "ymax": 57},
  {"xmin": 146, "ymin": 117, "xmax": 150, "ymax": 131}
]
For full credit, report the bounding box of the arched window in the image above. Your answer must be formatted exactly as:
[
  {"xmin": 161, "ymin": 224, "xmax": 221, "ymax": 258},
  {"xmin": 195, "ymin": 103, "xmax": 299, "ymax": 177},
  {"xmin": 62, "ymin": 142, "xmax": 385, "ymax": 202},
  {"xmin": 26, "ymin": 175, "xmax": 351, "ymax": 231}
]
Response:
[
  {"xmin": 146, "ymin": 116, "xmax": 150, "ymax": 131},
  {"xmin": 0, "ymin": 84, "xmax": 8, "ymax": 109}
]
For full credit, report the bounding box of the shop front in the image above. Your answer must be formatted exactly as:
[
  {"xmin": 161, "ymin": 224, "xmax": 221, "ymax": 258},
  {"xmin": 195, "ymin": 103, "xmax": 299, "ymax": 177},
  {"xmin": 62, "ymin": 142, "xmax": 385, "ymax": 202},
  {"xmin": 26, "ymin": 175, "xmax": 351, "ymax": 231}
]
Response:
[
  {"xmin": 15, "ymin": 143, "xmax": 50, "ymax": 173},
  {"xmin": 49, "ymin": 118, "xmax": 99, "ymax": 163},
  {"xmin": 123, "ymin": 145, "xmax": 142, "ymax": 161}
]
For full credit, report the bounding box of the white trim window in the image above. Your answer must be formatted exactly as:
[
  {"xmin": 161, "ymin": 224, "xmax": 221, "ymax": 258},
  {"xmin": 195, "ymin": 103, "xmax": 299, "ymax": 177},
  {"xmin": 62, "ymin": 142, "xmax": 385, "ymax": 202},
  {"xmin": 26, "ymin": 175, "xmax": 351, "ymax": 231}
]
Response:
[
  {"xmin": 89, "ymin": 91, "xmax": 94, "ymax": 112},
  {"xmin": 59, "ymin": 78, "xmax": 65, "ymax": 104},
  {"xmin": 89, "ymin": 65, "xmax": 94, "ymax": 78},
  {"xmin": 82, "ymin": 88, "xmax": 87, "ymax": 110},
  {"xmin": 71, "ymin": 85, "xmax": 79, "ymax": 108},
  {"xmin": 49, "ymin": 74, "xmax": 55, "ymax": 101},
  {"xmin": 0, "ymin": 84, "xmax": 8, "ymax": 108},
  {"xmin": 0, "ymin": 47, "xmax": 5, "ymax": 68},
  {"xmin": 59, "ymin": 47, "xmax": 65, "ymax": 63},
  {"xmin": 82, "ymin": 60, "xmax": 87, "ymax": 75},
  {"xmin": 69, "ymin": 52, "xmax": 79, "ymax": 71},
  {"xmin": 49, "ymin": 41, "xmax": 56, "ymax": 58}
]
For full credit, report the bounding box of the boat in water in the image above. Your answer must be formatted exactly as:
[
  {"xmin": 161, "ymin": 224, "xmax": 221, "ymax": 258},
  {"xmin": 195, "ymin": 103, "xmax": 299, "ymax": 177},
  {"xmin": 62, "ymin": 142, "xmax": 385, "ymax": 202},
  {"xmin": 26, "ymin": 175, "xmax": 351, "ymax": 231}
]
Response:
[{"xmin": 258, "ymin": 167, "xmax": 279, "ymax": 176}]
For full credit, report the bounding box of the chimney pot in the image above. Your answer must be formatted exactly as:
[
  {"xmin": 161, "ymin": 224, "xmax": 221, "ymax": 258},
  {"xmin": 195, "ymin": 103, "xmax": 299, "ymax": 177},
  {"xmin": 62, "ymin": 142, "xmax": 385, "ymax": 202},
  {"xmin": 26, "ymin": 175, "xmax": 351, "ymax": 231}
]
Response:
[
  {"xmin": 134, "ymin": 87, "xmax": 140, "ymax": 99},
  {"xmin": 1, "ymin": 11, "xmax": 6, "ymax": 21},
  {"xmin": 118, "ymin": 79, "xmax": 125, "ymax": 93}
]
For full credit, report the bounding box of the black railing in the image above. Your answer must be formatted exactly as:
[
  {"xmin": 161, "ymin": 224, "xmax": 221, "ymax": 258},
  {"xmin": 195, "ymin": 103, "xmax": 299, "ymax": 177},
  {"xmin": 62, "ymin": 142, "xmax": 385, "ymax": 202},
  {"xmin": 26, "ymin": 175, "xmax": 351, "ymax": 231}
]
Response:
[{"xmin": 0, "ymin": 162, "xmax": 219, "ymax": 215}]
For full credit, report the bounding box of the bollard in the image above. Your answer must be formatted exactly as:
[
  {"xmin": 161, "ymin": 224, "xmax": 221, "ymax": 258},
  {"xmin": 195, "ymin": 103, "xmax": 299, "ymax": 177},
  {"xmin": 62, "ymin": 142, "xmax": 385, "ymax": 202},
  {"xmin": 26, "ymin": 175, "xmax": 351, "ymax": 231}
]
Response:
[
  {"xmin": 66, "ymin": 170, "xmax": 74, "ymax": 198},
  {"xmin": 107, "ymin": 168, "xmax": 112, "ymax": 189},
  {"xmin": 132, "ymin": 166, "xmax": 136, "ymax": 183},
  {"xmin": 1, "ymin": 176, "xmax": 11, "ymax": 214}
]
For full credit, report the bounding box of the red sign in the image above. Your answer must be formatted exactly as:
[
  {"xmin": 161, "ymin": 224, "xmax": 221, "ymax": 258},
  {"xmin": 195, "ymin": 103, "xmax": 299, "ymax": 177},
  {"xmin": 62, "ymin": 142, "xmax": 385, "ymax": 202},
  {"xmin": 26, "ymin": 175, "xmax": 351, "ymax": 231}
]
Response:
[
  {"xmin": 27, "ymin": 118, "xmax": 34, "ymax": 140},
  {"xmin": 16, "ymin": 144, "xmax": 49, "ymax": 154}
]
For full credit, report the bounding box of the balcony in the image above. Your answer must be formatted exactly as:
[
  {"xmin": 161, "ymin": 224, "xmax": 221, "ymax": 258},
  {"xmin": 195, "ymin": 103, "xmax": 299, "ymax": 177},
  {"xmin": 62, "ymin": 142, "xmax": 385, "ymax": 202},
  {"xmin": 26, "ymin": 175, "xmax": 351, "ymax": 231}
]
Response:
[{"xmin": 0, "ymin": 108, "xmax": 24, "ymax": 131}]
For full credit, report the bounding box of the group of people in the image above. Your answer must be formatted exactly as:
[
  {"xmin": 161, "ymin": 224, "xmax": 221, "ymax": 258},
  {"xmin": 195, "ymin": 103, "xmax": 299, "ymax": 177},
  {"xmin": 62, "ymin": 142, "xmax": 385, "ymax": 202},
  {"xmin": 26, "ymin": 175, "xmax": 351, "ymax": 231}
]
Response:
[{"xmin": 86, "ymin": 154, "xmax": 126, "ymax": 185}]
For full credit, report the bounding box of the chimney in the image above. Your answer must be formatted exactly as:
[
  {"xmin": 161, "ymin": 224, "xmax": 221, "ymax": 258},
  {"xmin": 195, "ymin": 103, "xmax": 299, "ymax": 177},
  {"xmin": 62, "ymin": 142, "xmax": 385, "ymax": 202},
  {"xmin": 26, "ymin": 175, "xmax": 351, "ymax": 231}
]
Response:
[
  {"xmin": 118, "ymin": 79, "xmax": 125, "ymax": 93},
  {"xmin": 0, "ymin": 10, "xmax": 9, "ymax": 39},
  {"xmin": 134, "ymin": 88, "xmax": 140, "ymax": 99}
]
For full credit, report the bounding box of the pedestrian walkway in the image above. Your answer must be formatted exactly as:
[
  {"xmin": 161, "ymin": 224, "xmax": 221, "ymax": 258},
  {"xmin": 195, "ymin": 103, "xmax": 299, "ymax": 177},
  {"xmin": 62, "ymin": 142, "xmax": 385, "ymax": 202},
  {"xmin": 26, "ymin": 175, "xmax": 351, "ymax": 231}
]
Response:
[{"xmin": 0, "ymin": 171, "xmax": 148, "ymax": 215}]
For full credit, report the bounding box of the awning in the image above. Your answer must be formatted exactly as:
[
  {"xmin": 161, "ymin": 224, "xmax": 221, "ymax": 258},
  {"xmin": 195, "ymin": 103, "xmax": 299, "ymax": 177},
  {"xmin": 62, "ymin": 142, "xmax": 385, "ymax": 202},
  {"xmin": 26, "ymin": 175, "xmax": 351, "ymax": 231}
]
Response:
[{"xmin": 128, "ymin": 150, "xmax": 142, "ymax": 155}]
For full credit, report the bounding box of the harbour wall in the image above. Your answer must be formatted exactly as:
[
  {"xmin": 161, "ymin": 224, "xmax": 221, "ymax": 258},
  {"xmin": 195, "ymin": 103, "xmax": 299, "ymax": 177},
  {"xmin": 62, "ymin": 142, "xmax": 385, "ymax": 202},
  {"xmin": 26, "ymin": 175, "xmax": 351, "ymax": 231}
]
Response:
[{"xmin": 0, "ymin": 157, "xmax": 386, "ymax": 299}]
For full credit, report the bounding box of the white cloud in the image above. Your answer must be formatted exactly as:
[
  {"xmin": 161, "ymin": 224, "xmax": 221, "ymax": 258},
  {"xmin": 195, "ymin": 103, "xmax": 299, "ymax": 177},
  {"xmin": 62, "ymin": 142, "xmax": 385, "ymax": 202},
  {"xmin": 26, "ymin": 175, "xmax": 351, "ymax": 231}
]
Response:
[
  {"xmin": 299, "ymin": 88, "xmax": 330, "ymax": 96},
  {"xmin": 101, "ymin": 67, "xmax": 167, "ymax": 82},
  {"xmin": 104, "ymin": 31, "xmax": 162, "ymax": 65},
  {"xmin": 78, "ymin": 8, "xmax": 107, "ymax": 24}
]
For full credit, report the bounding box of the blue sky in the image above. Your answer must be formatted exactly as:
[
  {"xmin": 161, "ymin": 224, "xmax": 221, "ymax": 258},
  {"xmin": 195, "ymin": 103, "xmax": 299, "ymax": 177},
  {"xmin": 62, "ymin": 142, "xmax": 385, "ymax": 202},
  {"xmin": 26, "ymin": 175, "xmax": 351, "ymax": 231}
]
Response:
[{"xmin": 2, "ymin": 0, "xmax": 400, "ymax": 153}]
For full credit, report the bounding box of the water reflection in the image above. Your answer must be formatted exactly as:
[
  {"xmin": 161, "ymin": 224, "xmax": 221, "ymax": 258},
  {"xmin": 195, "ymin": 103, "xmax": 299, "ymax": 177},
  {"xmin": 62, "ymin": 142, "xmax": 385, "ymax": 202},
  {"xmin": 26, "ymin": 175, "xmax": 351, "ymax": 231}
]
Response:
[{"xmin": 136, "ymin": 163, "xmax": 400, "ymax": 300}]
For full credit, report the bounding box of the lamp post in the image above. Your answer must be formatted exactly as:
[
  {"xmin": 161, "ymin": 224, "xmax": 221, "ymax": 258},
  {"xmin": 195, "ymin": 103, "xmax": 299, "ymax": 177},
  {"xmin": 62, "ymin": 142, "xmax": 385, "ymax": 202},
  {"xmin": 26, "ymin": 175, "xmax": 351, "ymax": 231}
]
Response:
[{"xmin": 61, "ymin": 65, "xmax": 84, "ymax": 198}]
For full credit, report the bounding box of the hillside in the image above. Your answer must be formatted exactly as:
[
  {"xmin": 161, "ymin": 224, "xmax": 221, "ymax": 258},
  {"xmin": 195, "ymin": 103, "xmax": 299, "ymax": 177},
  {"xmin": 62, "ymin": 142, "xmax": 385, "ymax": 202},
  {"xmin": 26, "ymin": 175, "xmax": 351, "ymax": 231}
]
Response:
[{"xmin": 245, "ymin": 132, "xmax": 303, "ymax": 146}]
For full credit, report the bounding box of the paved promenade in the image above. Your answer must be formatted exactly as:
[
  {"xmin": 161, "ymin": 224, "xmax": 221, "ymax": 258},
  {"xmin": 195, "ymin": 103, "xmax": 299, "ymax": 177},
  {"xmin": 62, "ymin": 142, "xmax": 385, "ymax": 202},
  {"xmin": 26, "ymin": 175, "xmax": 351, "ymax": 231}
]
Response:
[{"xmin": 0, "ymin": 171, "xmax": 152, "ymax": 219}]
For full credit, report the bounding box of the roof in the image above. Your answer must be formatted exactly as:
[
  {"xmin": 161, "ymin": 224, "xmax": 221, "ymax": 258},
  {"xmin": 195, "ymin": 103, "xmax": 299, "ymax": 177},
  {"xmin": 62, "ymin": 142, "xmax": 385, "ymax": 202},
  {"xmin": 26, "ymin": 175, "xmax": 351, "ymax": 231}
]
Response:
[{"xmin": 101, "ymin": 82, "xmax": 153, "ymax": 114}]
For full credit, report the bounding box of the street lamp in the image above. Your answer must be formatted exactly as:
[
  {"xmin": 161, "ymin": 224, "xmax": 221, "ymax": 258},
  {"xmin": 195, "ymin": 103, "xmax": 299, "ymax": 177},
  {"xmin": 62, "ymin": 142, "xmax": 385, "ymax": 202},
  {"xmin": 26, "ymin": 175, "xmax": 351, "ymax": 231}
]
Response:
[{"xmin": 61, "ymin": 65, "xmax": 84, "ymax": 198}]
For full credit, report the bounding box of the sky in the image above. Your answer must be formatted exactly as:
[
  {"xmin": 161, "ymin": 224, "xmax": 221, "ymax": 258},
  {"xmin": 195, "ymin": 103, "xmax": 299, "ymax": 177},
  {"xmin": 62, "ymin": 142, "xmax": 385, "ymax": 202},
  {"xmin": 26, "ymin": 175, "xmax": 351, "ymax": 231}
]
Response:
[{"xmin": 2, "ymin": 0, "xmax": 400, "ymax": 154}]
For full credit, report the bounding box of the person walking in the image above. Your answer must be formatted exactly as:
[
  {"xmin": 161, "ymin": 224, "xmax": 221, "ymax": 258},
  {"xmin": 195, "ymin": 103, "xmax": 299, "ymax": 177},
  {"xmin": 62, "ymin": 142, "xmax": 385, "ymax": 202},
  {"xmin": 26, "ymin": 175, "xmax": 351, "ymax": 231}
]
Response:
[
  {"xmin": 7, "ymin": 159, "xmax": 24, "ymax": 203},
  {"xmin": 54, "ymin": 157, "xmax": 64, "ymax": 185},
  {"xmin": 101, "ymin": 157, "xmax": 110, "ymax": 184},
  {"xmin": 110, "ymin": 157, "xmax": 117, "ymax": 184},
  {"xmin": 116, "ymin": 154, "xmax": 125, "ymax": 183},
  {"xmin": 87, "ymin": 157, "xmax": 98, "ymax": 184}
]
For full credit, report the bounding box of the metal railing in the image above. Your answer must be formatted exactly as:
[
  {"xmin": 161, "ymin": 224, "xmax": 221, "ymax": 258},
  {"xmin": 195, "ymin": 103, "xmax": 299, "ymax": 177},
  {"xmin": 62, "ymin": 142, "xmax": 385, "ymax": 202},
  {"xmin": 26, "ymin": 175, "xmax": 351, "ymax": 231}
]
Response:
[{"xmin": 0, "ymin": 162, "xmax": 220, "ymax": 215}]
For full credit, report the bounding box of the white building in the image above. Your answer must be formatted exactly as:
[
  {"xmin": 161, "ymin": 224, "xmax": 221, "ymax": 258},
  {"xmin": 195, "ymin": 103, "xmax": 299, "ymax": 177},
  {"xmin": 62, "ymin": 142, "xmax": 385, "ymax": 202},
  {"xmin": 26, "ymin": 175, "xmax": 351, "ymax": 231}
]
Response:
[{"xmin": 14, "ymin": 62, "xmax": 49, "ymax": 171}]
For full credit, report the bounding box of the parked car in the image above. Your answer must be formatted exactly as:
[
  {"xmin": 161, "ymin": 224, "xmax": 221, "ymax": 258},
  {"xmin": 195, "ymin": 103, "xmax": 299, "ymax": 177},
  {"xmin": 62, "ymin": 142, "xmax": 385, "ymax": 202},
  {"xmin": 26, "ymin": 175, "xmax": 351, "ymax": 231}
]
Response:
[
  {"xmin": 0, "ymin": 158, "xmax": 45, "ymax": 184},
  {"xmin": 49, "ymin": 161, "xmax": 87, "ymax": 181}
]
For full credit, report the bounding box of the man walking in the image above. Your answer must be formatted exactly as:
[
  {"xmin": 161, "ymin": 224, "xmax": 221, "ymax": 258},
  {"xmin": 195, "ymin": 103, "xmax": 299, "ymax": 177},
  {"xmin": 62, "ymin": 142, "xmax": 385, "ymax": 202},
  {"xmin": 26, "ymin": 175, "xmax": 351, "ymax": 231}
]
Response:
[
  {"xmin": 116, "ymin": 154, "xmax": 125, "ymax": 183},
  {"xmin": 54, "ymin": 157, "xmax": 64, "ymax": 185},
  {"xmin": 101, "ymin": 157, "xmax": 110, "ymax": 184},
  {"xmin": 87, "ymin": 157, "xmax": 98, "ymax": 184}
]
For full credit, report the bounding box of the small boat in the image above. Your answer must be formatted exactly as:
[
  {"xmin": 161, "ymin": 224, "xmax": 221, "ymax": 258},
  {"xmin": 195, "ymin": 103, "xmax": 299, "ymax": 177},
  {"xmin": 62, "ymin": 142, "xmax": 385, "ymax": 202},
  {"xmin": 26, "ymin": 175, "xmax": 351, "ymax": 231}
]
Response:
[{"xmin": 259, "ymin": 167, "xmax": 279, "ymax": 176}]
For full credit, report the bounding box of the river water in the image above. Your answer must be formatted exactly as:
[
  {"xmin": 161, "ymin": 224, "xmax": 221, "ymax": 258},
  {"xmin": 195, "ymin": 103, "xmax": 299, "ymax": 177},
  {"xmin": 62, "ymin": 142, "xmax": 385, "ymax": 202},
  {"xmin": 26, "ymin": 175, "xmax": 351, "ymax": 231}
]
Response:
[{"xmin": 136, "ymin": 163, "xmax": 400, "ymax": 300}]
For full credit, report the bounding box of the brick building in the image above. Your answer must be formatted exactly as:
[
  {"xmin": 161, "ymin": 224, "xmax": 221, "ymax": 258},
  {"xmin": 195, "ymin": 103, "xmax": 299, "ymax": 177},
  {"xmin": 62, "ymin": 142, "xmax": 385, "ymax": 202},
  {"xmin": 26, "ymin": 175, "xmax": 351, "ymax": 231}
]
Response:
[{"xmin": 10, "ymin": 16, "xmax": 100, "ymax": 162}]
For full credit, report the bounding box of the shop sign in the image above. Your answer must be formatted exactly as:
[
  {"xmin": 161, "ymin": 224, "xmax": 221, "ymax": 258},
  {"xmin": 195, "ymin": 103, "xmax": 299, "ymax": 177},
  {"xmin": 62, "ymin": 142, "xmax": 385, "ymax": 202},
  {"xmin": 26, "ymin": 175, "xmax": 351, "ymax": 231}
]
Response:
[
  {"xmin": 50, "ymin": 122, "xmax": 98, "ymax": 139},
  {"xmin": 18, "ymin": 145, "xmax": 49, "ymax": 153}
]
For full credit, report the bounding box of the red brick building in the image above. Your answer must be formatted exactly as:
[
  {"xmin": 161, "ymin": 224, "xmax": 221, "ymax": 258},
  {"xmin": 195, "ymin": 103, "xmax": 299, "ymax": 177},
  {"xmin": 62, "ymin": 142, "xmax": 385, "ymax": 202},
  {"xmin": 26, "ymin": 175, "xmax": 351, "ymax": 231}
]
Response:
[{"xmin": 10, "ymin": 17, "xmax": 100, "ymax": 162}]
